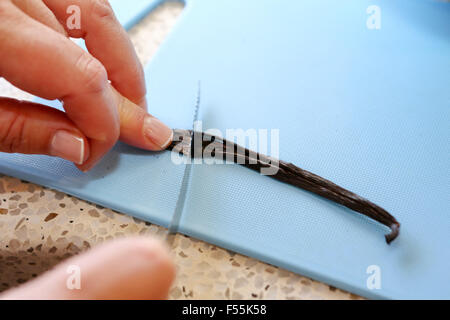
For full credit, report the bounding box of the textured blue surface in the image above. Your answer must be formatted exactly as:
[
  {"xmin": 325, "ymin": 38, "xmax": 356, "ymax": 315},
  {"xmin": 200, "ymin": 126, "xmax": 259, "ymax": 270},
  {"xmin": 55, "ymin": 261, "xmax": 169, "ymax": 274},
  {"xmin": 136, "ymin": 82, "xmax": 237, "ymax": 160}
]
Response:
[{"xmin": 0, "ymin": 0, "xmax": 449, "ymax": 299}]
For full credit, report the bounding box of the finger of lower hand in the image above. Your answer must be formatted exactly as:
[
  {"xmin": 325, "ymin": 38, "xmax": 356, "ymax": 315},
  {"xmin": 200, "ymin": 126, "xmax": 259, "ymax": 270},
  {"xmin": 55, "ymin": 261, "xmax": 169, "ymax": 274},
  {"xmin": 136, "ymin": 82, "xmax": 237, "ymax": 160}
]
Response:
[{"xmin": 0, "ymin": 237, "xmax": 175, "ymax": 300}]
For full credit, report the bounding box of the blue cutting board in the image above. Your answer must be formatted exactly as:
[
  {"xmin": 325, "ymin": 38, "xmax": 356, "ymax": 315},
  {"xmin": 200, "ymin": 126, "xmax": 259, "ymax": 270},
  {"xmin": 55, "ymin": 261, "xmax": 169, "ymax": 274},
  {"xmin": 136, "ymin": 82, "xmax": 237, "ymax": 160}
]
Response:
[{"xmin": 1, "ymin": 0, "xmax": 449, "ymax": 299}]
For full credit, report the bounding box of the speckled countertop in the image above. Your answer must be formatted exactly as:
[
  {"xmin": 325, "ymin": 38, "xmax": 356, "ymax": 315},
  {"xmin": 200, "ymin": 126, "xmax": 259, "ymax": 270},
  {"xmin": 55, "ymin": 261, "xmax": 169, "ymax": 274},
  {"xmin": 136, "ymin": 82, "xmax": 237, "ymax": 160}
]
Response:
[{"xmin": 0, "ymin": 2, "xmax": 361, "ymax": 300}]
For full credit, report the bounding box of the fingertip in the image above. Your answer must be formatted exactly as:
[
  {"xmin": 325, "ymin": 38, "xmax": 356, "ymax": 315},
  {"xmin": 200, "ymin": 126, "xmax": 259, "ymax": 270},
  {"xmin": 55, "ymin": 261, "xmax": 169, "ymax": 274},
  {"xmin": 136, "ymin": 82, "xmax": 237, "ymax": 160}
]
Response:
[
  {"xmin": 75, "ymin": 138, "xmax": 116, "ymax": 172},
  {"xmin": 0, "ymin": 236, "xmax": 175, "ymax": 300},
  {"xmin": 50, "ymin": 130, "xmax": 90, "ymax": 165},
  {"xmin": 121, "ymin": 237, "xmax": 176, "ymax": 288},
  {"xmin": 85, "ymin": 237, "xmax": 176, "ymax": 300},
  {"xmin": 111, "ymin": 86, "xmax": 173, "ymax": 152},
  {"xmin": 143, "ymin": 116, "xmax": 174, "ymax": 150}
]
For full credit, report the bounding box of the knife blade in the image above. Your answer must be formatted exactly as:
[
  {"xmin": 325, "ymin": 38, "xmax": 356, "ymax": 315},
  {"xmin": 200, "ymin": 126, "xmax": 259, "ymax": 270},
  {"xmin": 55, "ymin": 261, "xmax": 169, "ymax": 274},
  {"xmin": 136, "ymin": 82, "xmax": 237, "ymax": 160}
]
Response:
[{"xmin": 166, "ymin": 83, "xmax": 201, "ymax": 244}]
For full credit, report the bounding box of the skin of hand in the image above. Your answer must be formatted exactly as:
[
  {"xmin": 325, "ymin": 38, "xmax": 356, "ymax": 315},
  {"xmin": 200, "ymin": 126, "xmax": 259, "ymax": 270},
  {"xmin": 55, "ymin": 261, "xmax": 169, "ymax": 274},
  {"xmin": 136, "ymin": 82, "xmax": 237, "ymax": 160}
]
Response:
[
  {"xmin": 0, "ymin": 0, "xmax": 176, "ymax": 299},
  {"xmin": 0, "ymin": 237, "xmax": 176, "ymax": 300},
  {"xmin": 0, "ymin": 0, "xmax": 174, "ymax": 171}
]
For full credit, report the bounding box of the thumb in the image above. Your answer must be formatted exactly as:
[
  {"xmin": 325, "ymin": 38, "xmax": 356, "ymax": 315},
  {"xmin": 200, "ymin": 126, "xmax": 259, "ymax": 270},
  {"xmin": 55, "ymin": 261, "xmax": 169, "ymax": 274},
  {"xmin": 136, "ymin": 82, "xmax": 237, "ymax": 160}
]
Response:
[
  {"xmin": 111, "ymin": 86, "xmax": 173, "ymax": 151},
  {"xmin": 0, "ymin": 237, "xmax": 175, "ymax": 300},
  {"xmin": 0, "ymin": 97, "xmax": 89, "ymax": 164}
]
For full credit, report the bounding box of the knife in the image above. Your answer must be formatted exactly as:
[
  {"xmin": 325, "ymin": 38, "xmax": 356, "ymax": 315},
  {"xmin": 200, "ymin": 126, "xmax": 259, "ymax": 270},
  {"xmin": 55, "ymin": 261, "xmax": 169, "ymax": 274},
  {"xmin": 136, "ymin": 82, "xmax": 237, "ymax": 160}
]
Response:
[{"xmin": 165, "ymin": 83, "xmax": 201, "ymax": 244}]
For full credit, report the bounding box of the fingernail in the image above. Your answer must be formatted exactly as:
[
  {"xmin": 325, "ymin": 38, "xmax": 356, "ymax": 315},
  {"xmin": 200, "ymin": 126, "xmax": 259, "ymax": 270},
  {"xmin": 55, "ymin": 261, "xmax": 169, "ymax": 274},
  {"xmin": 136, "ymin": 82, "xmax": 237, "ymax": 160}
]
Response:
[
  {"xmin": 143, "ymin": 116, "xmax": 173, "ymax": 149},
  {"xmin": 50, "ymin": 130, "xmax": 85, "ymax": 165}
]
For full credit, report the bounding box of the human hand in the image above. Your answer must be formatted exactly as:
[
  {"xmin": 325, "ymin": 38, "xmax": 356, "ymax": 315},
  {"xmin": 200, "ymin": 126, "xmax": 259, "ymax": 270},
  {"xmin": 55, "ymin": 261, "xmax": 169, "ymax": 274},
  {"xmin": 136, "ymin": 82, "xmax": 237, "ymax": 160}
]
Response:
[
  {"xmin": 0, "ymin": 0, "xmax": 173, "ymax": 171},
  {"xmin": 0, "ymin": 237, "xmax": 176, "ymax": 300}
]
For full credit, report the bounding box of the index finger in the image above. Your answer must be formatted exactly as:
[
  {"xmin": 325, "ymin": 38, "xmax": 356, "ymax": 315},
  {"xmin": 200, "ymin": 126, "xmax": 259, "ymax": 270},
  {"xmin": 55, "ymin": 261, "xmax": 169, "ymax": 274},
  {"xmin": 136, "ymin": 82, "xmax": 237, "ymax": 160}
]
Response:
[{"xmin": 43, "ymin": 0, "xmax": 148, "ymax": 109}]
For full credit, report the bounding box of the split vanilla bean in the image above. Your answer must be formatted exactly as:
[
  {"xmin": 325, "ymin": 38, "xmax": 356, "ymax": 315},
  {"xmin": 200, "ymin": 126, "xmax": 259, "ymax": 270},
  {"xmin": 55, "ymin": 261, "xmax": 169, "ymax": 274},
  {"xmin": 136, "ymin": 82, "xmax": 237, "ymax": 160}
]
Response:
[{"xmin": 168, "ymin": 129, "xmax": 400, "ymax": 244}]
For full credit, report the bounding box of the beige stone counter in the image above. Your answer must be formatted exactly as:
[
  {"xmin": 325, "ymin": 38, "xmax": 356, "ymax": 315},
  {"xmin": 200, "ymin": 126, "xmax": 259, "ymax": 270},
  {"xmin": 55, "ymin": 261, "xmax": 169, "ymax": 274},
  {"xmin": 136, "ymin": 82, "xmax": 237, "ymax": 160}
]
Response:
[{"xmin": 0, "ymin": 2, "xmax": 361, "ymax": 300}]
